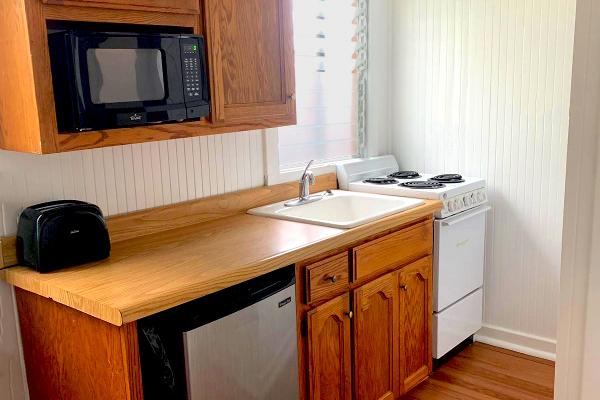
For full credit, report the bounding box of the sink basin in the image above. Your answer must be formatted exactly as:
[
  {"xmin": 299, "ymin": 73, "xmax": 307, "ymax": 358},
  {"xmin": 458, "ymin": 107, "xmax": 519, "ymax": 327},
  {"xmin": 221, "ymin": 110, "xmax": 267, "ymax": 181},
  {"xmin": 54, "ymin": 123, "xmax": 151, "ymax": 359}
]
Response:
[{"xmin": 247, "ymin": 190, "xmax": 425, "ymax": 229}]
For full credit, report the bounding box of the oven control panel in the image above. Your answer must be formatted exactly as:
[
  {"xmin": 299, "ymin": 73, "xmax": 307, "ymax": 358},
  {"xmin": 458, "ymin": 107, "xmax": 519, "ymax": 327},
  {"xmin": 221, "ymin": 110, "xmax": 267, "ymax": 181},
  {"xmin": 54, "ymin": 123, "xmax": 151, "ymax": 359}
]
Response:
[{"xmin": 439, "ymin": 188, "xmax": 488, "ymax": 218}]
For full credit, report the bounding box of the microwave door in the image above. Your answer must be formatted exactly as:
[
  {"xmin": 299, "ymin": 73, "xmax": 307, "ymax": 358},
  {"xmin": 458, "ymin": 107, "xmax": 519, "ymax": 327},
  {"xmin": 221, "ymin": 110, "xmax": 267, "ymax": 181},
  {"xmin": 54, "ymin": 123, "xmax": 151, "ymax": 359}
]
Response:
[
  {"xmin": 73, "ymin": 33, "xmax": 187, "ymax": 129},
  {"xmin": 86, "ymin": 48, "xmax": 167, "ymax": 105}
]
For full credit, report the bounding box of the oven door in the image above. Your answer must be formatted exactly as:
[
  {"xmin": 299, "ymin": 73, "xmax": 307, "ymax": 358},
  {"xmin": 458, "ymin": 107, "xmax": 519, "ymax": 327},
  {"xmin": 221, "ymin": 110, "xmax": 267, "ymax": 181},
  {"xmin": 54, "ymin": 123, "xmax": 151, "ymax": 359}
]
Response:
[
  {"xmin": 72, "ymin": 32, "xmax": 186, "ymax": 130},
  {"xmin": 433, "ymin": 206, "xmax": 490, "ymax": 312}
]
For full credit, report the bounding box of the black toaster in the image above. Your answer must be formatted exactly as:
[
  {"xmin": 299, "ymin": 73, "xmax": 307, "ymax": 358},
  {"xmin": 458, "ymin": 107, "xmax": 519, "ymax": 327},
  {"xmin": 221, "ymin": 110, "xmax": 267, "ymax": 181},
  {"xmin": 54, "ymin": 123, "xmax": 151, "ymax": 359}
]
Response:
[{"xmin": 17, "ymin": 200, "xmax": 111, "ymax": 272}]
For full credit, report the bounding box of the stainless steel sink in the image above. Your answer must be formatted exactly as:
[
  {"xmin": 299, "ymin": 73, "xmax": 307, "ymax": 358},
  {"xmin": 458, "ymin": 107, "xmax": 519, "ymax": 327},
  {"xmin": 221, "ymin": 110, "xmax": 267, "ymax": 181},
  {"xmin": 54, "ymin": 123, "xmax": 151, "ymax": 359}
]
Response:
[{"xmin": 247, "ymin": 190, "xmax": 424, "ymax": 229}]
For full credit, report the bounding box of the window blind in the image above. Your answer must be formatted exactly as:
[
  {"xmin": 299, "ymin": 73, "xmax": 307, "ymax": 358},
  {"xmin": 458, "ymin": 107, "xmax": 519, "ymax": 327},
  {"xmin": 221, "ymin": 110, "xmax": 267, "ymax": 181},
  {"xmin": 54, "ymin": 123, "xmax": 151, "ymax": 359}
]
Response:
[{"xmin": 278, "ymin": 0, "xmax": 367, "ymax": 169}]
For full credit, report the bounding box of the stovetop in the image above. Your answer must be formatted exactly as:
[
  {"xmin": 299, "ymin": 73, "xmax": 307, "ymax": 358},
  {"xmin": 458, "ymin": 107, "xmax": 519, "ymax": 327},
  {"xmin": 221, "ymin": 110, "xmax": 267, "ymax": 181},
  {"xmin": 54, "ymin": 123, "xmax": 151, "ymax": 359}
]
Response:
[{"xmin": 350, "ymin": 173, "xmax": 484, "ymax": 200}]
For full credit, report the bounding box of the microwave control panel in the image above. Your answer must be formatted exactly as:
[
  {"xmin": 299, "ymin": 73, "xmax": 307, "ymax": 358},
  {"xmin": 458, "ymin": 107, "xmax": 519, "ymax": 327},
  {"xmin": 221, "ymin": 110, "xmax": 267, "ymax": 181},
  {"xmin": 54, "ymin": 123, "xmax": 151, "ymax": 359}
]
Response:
[{"xmin": 182, "ymin": 41, "xmax": 203, "ymax": 100}]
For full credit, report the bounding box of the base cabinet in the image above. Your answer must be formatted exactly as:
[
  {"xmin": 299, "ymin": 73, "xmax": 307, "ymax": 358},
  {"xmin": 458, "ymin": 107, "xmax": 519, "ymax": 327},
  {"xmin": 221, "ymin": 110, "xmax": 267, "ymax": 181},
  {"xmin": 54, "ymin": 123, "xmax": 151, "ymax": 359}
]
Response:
[
  {"xmin": 302, "ymin": 249, "xmax": 433, "ymax": 400},
  {"xmin": 15, "ymin": 288, "xmax": 143, "ymax": 400},
  {"xmin": 353, "ymin": 272, "xmax": 399, "ymax": 400},
  {"xmin": 307, "ymin": 293, "xmax": 353, "ymax": 400},
  {"xmin": 398, "ymin": 257, "xmax": 433, "ymax": 393},
  {"xmin": 10, "ymin": 213, "xmax": 437, "ymax": 400}
]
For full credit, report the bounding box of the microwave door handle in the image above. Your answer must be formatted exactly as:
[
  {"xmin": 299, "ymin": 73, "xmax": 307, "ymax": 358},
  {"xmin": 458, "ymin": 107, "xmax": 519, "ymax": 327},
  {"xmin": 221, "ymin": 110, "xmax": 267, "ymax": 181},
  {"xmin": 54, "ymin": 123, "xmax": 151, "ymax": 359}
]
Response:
[{"xmin": 441, "ymin": 206, "xmax": 491, "ymax": 227}]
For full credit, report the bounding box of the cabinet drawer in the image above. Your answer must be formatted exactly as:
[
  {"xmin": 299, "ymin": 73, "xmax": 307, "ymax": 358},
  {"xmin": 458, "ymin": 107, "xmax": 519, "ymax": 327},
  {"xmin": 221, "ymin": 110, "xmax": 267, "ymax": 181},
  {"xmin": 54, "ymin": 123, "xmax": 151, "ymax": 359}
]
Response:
[
  {"xmin": 305, "ymin": 253, "xmax": 349, "ymax": 304},
  {"xmin": 353, "ymin": 220, "xmax": 432, "ymax": 281}
]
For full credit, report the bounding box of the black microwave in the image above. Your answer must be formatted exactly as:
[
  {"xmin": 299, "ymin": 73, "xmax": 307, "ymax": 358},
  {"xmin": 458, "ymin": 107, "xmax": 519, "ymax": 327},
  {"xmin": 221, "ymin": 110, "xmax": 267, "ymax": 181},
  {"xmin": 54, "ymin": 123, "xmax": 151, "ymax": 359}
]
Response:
[{"xmin": 48, "ymin": 31, "xmax": 210, "ymax": 132}]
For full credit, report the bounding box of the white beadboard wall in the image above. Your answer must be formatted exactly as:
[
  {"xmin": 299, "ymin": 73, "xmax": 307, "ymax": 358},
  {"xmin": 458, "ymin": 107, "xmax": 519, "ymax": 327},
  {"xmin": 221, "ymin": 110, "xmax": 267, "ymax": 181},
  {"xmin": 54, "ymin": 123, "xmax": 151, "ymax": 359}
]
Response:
[
  {"xmin": 392, "ymin": 0, "xmax": 576, "ymax": 358},
  {"xmin": 0, "ymin": 131, "xmax": 265, "ymax": 400},
  {"xmin": 0, "ymin": 131, "xmax": 265, "ymax": 235}
]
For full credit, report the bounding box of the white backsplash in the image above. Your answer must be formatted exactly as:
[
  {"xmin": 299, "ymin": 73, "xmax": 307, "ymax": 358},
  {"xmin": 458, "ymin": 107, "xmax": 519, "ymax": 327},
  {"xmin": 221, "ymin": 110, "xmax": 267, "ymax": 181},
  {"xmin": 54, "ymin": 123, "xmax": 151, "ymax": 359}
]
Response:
[{"xmin": 0, "ymin": 131, "xmax": 265, "ymax": 236}]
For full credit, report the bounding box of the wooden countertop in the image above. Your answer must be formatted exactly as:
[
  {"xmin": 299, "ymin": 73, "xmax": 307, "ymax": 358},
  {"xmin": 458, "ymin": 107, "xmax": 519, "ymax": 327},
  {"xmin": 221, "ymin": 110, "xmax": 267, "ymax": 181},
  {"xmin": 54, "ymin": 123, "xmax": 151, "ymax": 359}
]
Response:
[{"xmin": 1, "ymin": 200, "xmax": 441, "ymax": 326}]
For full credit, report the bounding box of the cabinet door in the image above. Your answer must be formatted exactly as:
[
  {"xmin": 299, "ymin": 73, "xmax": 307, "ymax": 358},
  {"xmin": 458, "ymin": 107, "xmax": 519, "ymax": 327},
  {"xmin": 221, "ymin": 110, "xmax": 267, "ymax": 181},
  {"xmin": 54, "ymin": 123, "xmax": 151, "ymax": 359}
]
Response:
[
  {"xmin": 353, "ymin": 272, "xmax": 399, "ymax": 400},
  {"xmin": 204, "ymin": 0, "xmax": 296, "ymax": 125},
  {"xmin": 398, "ymin": 257, "xmax": 433, "ymax": 393},
  {"xmin": 307, "ymin": 293, "xmax": 352, "ymax": 400}
]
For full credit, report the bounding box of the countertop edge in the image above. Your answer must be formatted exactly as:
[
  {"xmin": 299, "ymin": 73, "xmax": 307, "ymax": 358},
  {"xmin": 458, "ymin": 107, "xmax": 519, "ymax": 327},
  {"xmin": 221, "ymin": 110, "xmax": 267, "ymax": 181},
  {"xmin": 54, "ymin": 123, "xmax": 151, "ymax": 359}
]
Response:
[{"xmin": 3, "ymin": 271, "xmax": 124, "ymax": 326}]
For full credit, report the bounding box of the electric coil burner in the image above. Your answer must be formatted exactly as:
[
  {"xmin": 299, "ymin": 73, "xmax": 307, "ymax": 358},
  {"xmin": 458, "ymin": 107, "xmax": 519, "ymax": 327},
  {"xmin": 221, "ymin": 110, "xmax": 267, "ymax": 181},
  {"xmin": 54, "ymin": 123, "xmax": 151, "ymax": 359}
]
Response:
[
  {"xmin": 388, "ymin": 171, "xmax": 421, "ymax": 179},
  {"xmin": 362, "ymin": 178, "xmax": 398, "ymax": 185},
  {"xmin": 400, "ymin": 181, "xmax": 446, "ymax": 189},
  {"xmin": 430, "ymin": 174, "xmax": 465, "ymax": 183}
]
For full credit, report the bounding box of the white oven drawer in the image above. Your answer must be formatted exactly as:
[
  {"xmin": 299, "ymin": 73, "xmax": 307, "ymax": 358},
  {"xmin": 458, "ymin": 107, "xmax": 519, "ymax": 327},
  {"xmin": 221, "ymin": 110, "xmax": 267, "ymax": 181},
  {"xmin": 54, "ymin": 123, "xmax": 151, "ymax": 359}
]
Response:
[
  {"xmin": 434, "ymin": 206, "xmax": 489, "ymax": 312},
  {"xmin": 433, "ymin": 288, "xmax": 483, "ymax": 359}
]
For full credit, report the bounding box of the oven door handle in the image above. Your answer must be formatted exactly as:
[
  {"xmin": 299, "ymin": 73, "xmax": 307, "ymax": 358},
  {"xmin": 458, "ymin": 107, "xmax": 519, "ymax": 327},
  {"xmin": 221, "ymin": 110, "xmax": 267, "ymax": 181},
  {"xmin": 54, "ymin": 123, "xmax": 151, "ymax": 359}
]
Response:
[{"xmin": 441, "ymin": 206, "xmax": 491, "ymax": 226}]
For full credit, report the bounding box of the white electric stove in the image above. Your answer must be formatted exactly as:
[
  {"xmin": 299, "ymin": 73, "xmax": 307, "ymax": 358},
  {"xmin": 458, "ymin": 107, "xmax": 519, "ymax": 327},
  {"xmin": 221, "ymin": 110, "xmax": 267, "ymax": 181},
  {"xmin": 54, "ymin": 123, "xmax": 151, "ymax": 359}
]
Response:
[{"xmin": 337, "ymin": 155, "xmax": 489, "ymax": 360}]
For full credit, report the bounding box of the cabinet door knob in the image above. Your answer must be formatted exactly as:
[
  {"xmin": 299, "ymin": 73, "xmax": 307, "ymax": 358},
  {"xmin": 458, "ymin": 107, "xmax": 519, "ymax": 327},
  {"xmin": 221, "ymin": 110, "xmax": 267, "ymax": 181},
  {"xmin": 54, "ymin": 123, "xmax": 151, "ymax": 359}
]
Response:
[
  {"xmin": 287, "ymin": 93, "xmax": 296, "ymax": 101},
  {"xmin": 326, "ymin": 275, "xmax": 339, "ymax": 283},
  {"xmin": 345, "ymin": 311, "xmax": 353, "ymax": 319},
  {"xmin": 400, "ymin": 285, "xmax": 408, "ymax": 291}
]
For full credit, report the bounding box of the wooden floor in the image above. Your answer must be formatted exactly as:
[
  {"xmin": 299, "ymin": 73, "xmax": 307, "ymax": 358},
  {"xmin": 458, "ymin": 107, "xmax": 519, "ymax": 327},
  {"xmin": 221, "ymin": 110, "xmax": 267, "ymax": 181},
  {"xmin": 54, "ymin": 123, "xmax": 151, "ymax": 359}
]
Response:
[{"xmin": 405, "ymin": 343, "xmax": 555, "ymax": 400}]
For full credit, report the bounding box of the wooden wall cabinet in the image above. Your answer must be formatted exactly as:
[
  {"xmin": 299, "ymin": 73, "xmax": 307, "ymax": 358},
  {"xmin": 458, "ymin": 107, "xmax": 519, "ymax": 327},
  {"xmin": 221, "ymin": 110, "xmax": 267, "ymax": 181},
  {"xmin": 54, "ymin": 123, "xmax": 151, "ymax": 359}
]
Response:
[
  {"xmin": 0, "ymin": 0, "xmax": 295, "ymax": 153},
  {"xmin": 203, "ymin": 0, "xmax": 296, "ymax": 125}
]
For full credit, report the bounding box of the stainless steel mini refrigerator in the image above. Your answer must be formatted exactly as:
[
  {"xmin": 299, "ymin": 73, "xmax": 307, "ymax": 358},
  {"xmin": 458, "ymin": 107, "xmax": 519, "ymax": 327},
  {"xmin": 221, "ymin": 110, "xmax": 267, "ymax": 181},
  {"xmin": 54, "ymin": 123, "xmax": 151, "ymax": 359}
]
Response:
[
  {"xmin": 137, "ymin": 265, "xmax": 298, "ymax": 400},
  {"xmin": 183, "ymin": 282, "xmax": 298, "ymax": 399}
]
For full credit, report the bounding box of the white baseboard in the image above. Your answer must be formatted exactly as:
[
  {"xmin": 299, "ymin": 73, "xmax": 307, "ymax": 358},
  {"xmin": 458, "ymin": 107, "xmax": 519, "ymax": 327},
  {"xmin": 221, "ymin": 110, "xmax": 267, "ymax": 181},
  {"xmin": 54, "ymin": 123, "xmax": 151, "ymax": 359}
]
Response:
[{"xmin": 474, "ymin": 324, "xmax": 557, "ymax": 361}]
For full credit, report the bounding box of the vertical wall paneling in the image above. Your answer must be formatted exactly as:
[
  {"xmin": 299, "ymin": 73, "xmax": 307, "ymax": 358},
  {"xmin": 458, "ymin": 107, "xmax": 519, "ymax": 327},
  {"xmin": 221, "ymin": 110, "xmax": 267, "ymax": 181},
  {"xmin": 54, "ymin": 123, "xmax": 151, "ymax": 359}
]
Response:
[
  {"xmin": 214, "ymin": 135, "xmax": 225, "ymax": 194},
  {"xmin": 392, "ymin": 0, "xmax": 576, "ymax": 356},
  {"xmin": 0, "ymin": 131, "xmax": 265, "ymax": 237}
]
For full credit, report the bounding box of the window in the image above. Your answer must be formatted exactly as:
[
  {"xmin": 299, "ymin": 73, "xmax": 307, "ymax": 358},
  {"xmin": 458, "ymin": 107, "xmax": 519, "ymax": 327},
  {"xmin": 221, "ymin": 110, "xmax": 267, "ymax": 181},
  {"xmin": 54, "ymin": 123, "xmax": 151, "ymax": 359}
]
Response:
[{"xmin": 277, "ymin": 0, "xmax": 368, "ymax": 170}]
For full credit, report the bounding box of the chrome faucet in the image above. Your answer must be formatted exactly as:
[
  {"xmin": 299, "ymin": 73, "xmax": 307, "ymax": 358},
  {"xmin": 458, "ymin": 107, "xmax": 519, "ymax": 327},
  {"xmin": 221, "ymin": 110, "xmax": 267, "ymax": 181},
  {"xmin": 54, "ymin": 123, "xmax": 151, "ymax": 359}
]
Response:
[
  {"xmin": 299, "ymin": 160, "xmax": 316, "ymax": 200},
  {"xmin": 285, "ymin": 160, "xmax": 325, "ymax": 206}
]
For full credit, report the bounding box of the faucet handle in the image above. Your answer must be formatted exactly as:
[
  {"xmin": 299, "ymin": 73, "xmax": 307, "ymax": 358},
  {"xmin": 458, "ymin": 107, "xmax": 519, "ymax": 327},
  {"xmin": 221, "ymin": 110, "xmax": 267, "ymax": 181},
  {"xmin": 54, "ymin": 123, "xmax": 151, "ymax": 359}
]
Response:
[
  {"xmin": 302, "ymin": 160, "xmax": 315, "ymax": 177},
  {"xmin": 307, "ymin": 171, "xmax": 315, "ymax": 185}
]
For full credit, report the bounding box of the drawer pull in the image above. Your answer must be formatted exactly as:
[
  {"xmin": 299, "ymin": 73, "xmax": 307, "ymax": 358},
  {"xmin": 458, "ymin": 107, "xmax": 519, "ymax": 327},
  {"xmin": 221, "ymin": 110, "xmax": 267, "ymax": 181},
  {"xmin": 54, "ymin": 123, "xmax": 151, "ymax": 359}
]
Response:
[
  {"xmin": 400, "ymin": 285, "xmax": 408, "ymax": 291},
  {"xmin": 305, "ymin": 253, "xmax": 349, "ymax": 304}
]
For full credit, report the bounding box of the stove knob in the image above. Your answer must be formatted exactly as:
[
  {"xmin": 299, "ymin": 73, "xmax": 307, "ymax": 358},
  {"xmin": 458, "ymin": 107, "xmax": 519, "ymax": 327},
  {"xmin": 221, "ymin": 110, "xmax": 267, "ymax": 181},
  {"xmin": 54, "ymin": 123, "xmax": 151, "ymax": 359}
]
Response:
[
  {"xmin": 453, "ymin": 199, "xmax": 461, "ymax": 210},
  {"xmin": 478, "ymin": 192, "xmax": 486, "ymax": 202},
  {"xmin": 464, "ymin": 196, "xmax": 471, "ymax": 206},
  {"xmin": 448, "ymin": 201, "xmax": 454, "ymax": 212}
]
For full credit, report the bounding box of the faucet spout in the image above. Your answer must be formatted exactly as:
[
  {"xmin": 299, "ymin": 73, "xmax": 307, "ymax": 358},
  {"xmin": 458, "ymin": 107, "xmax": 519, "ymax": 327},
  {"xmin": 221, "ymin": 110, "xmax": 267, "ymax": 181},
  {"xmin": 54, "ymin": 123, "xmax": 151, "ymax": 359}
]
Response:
[{"xmin": 285, "ymin": 160, "xmax": 324, "ymax": 207}]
